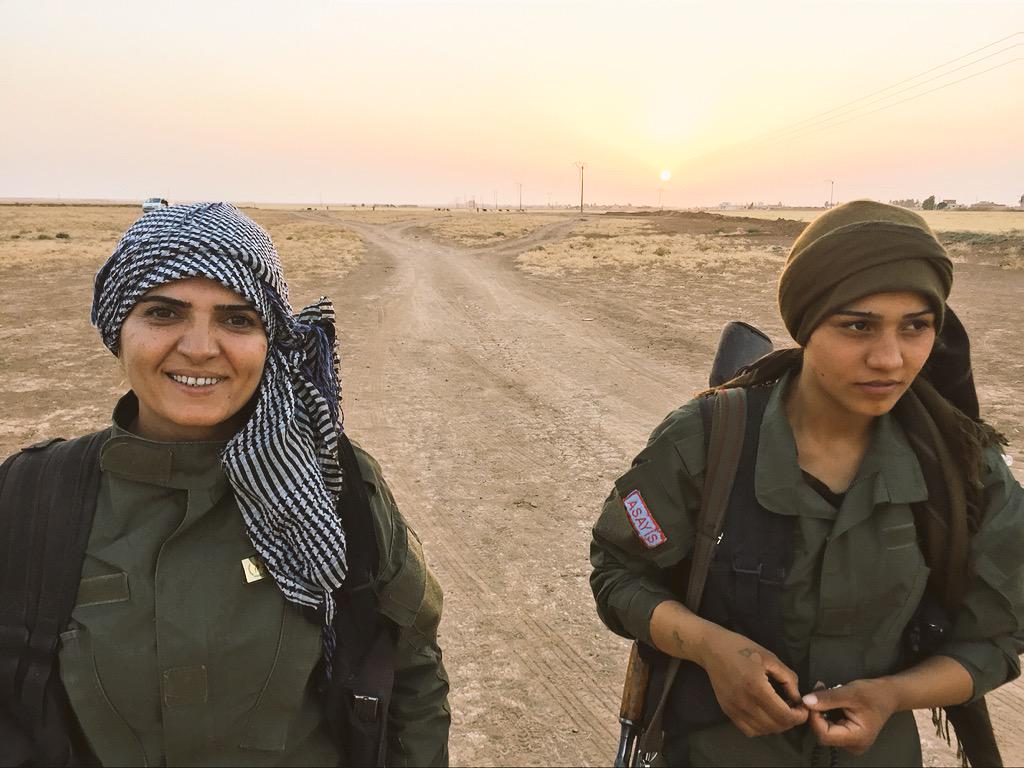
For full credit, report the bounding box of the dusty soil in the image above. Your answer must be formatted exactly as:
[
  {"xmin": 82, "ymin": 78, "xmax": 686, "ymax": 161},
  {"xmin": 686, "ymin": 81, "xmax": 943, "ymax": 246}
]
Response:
[{"xmin": 2, "ymin": 205, "xmax": 1023, "ymax": 766}]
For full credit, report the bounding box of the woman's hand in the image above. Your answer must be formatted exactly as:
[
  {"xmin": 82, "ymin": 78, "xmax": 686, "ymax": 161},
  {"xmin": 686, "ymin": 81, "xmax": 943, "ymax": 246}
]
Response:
[
  {"xmin": 650, "ymin": 600, "xmax": 807, "ymax": 737},
  {"xmin": 802, "ymin": 679, "xmax": 898, "ymax": 755},
  {"xmin": 803, "ymin": 656, "xmax": 973, "ymax": 755},
  {"xmin": 700, "ymin": 626, "xmax": 809, "ymax": 737}
]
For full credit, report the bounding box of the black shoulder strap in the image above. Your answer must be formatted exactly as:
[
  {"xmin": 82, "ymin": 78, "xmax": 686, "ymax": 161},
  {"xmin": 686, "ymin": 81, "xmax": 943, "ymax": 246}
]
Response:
[
  {"xmin": 0, "ymin": 430, "xmax": 107, "ymax": 764},
  {"xmin": 0, "ymin": 431, "xmax": 107, "ymax": 713},
  {"xmin": 325, "ymin": 434, "xmax": 396, "ymax": 768}
]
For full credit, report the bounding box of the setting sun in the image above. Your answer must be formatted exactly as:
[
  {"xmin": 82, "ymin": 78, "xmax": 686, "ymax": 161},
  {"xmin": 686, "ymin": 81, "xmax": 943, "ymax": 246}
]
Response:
[{"xmin": 660, "ymin": 169, "xmax": 671, "ymax": 182}]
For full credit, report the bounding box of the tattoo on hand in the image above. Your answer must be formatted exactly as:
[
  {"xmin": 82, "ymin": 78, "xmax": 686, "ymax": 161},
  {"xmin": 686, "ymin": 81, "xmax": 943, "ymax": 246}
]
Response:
[
  {"xmin": 672, "ymin": 629, "xmax": 685, "ymax": 652},
  {"xmin": 738, "ymin": 648, "xmax": 755, "ymax": 658}
]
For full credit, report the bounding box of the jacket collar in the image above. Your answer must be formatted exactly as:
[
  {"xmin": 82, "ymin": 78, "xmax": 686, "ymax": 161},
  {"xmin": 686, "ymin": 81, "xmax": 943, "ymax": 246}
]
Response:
[
  {"xmin": 755, "ymin": 372, "xmax": 928, "ymax": 525},
  {"xmin": 102, "ymin": 392, "xmax": 228, "ymax": 491}
]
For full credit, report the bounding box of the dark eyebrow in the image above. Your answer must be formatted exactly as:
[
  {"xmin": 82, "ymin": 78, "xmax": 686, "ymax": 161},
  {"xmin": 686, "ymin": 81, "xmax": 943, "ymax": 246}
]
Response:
[
  {"xmin": 833, "ymin": 309, "xmax": 935, "ymax": 319},
  {"xmin": 137, "ymin": 296, "xmax": 189, "ymax": 308},
  {"xmin": 136, "ymin": 296, "xmax": 256, "ymax": 312}
]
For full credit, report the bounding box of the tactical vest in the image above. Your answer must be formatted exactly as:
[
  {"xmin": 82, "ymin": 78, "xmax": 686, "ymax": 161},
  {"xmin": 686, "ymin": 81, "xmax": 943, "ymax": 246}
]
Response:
[
  {"xmin": 662, "ymin": 386, "xmax": 797, "ymax": 732},
  {"xmin": 0, "ymin": 430, "xmax": 395, "ymax": 766}
]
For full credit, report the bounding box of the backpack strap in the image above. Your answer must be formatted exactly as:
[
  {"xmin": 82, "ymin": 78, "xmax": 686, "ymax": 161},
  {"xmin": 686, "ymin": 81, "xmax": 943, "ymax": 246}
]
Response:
[
  {"xmin": 0, "ymin": 430, "xmax": 108, "ymax": 763},
  {"xmin": 635, "ymin": 388, "xmax": 749, "ymax": 761},
  {"xmin": 324, "ymin": 433, "xmax": 396, "ymax": 768}
]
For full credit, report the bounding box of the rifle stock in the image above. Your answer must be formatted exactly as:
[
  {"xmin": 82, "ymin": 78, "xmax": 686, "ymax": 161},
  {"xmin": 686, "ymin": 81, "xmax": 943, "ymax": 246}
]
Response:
[
  {"xmin": 708, "ymin": 321, "xmax": 773, "ymax": 387},
  {"xmin": 614, "ymin": 642, "xmax": 650, "ymax": 768}
]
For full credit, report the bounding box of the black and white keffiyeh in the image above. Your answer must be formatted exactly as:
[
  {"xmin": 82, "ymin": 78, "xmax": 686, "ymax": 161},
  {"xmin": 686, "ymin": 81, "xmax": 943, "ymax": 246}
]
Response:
[{"xmin": 92, "ymin": 202, "xmax": 348, "ymax": 625}]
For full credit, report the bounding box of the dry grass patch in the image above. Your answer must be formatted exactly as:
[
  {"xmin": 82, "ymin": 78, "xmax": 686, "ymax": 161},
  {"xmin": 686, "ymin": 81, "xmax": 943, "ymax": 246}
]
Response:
[
  {"xmin": 424, "ymin": 211, "xmax": 570, "ymax": 247},
  {"xmin": 518, "ymin": 215, "xmax": 785, "ymax": 277},
  {"xmin": 716, "ymin": 208, "xmax": 1024, "ymax": 234},
  {"xmin": 0, "ymin": 204, "xmax": 140, "ymax": 270},
  {"xmin": 325, "ymin": 207, "xmax": 436, "ymax": 225},
  {"xmin": 940, "ymin": 230, "xmax": 1024, "ymax": 270}
]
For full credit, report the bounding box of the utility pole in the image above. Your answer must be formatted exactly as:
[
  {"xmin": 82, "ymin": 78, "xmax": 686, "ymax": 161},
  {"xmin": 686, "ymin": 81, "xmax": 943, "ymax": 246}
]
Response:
[
  {"xmin": 493, "ymin": 190, "xmax": 498, "ymax": 209},
  {"xmin": 825, "ymin": 179, "xmax": 835, "ymax": 208},
  {"xmin": 575, "ymin": 162, "xmax": 586, "ymax": 213},
  {"xmin": 517, "ymin": 182, "xmax": 522, "ymax": 211}
]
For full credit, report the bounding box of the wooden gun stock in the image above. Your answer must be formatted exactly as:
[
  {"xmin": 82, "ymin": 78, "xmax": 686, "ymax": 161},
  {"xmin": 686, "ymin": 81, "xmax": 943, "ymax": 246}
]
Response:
[{"xmin": 613, "ymin": 642, "xmax": 650, "ymax": 767}]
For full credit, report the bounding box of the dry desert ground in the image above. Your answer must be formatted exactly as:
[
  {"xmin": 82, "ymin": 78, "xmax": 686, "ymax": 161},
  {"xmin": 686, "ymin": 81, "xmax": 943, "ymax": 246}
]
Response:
[{"xmin": 2, "ymin": 203, "xmax": 1023, "ymax": 766}]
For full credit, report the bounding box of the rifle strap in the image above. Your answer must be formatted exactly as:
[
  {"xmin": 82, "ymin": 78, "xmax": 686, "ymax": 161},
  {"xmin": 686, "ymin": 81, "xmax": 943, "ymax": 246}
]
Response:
[{"xmin": 636, "ymin": 388, "xmax": 748, "ymax": 760}]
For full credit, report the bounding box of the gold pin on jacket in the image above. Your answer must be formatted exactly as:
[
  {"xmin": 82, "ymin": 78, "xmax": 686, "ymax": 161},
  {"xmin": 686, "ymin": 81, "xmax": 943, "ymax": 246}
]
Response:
[{"xmin": 242, "ymin": 556, "xmax": 267, "ymax": 583}]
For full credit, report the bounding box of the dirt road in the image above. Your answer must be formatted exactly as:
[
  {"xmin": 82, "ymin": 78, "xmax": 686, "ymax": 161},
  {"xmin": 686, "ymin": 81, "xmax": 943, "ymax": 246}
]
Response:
[
  {"xmin": 315, "ymin": 212, "xmax": 1024, "ymax": 767},
  {"xmin": 325, "ymin": 214, "xmax": 665, "ymax": 766}
]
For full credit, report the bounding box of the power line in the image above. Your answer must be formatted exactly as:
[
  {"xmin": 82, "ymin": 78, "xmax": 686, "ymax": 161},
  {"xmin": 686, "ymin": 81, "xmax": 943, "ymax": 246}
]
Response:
[
  {"xmin": 774, "ymin": 56, "xmax": 1022, "ymax": 144},
  {"xmin": 764, "ymin": 42, "xmax": 1020, "ymax": 145},
  {"xmin": 676, "ymin": 32, "xmax": 1022, "ymax": 169},
  {"xmin": 761, "ymin": 31, "xmax": 1021, "ymax": 141}
]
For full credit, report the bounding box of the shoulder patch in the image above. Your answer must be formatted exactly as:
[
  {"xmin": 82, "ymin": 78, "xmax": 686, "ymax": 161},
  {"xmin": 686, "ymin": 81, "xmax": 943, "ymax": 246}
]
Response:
[{"xmin": 623, "ymin": 490, "xmax": 667, "ymax": 549}]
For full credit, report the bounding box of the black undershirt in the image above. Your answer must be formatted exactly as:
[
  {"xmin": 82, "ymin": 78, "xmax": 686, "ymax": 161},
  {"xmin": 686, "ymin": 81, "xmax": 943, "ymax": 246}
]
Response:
[{"xmin": 801, "ymin": 470, "xmax": 847, "ymax": 510}]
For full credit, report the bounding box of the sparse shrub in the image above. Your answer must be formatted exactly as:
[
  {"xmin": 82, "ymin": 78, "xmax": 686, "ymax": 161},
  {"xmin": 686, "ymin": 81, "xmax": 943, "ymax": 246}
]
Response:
[
  {"xmin": 36, "ymin": 233, "xmax": 51, "ymax": 240},
  {"xmin": 654, "ymin": 246, "xmax": 671, "ymax": 257},
  {"xmin": 286, "ymin": 235, "xmax": 294, "ymax": 240},
  {"xmin": 55, "ymin": 232, "xmax": 71, "ymax": 239},
  {"xmin": 745, "ymin": 228, "xmax": 761, "ymax": 234},
  {"xmin": 493, "ymin": 231, "xmax": 505, "ymax": 237},
  {"xmin": 10, "ymin": 234, "xmax": 20, "ymax": 240}
]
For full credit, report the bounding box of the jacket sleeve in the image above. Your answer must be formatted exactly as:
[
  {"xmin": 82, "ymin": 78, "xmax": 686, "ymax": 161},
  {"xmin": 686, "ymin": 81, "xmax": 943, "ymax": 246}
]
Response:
[
  {"xmin": 937, "ymin": 446, "xmax": 1024, "ymax": 701},
  {"xmin": 354, "ymin": 446, "xmax": 451, "ymax": 768},
  {"xmin": 590, "ymin": 401, "xmax": 706, "ymax": 645}
]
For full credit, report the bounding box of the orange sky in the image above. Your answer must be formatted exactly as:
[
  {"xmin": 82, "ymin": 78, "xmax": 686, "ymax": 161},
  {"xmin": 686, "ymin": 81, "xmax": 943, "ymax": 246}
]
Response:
[{"xmin": 1, "ymin": 1, "xmax": 1021, "ymax": 207}]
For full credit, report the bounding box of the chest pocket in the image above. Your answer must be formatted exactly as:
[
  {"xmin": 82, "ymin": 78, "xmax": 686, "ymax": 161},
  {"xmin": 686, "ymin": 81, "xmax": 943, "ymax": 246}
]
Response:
[
  {"xmin": 60, "ymin": 573, "xmax": 146, "ymax": 766},
  {"xmin": 60, "ymin": 625, "xmax": 149, "ymax": 766},
  {"xmin": 869, "ymin": 515, "xmax": 930, "ymax": 646},
  {"xmin": 239, "ymin": 601, "xmax": 323, "ymax": 751}
]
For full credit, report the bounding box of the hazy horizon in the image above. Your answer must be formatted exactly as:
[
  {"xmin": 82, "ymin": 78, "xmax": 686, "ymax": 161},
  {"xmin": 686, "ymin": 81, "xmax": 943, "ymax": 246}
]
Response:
[{"xmin": 3, "ymin": 1, "xmax": 1021, "ymax": 208}]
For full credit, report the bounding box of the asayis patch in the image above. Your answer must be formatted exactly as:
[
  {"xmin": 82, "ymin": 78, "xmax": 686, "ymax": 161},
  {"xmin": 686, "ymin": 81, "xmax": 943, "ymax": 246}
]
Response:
[{"xmin": 623, "ymin": 490, "xmax": 667, "ymax": 549}]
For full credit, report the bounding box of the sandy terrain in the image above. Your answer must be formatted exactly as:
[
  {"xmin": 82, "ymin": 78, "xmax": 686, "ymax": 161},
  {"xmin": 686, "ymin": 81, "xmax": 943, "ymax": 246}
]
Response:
[{"xmin": 1, "ymin": 205, "xmax": 1022, "ymax": 766}]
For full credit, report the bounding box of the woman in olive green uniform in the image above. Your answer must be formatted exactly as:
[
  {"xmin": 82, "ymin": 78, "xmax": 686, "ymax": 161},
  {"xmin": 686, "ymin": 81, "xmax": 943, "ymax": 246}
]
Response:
[
  {"xmin": 1, "ymin": 203, "xmax": 449, "ymax": 766},
  {"xmin": 591, "ymin": 200, "xmax": 1024, "ymax": 766}
]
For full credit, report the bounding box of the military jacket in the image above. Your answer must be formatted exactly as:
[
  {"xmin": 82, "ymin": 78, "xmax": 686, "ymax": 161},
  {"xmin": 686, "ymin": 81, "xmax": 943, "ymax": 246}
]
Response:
[
  {"xmin": 591, "ymin": 377, "xmax": 1024, "ymax": 766},
  {"xmin": 58, "ymin": 395, "xmax": 450, "ymax": 767}
]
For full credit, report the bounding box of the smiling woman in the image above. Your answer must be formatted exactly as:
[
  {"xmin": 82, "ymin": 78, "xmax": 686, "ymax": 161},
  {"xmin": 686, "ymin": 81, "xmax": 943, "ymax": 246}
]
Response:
[
  {"xmin": 119, "ymin": 279, "xmax": 269, "ymax": 441},
  {"xmin": 0, "ymin": 203, "xmax": 450, "ymax": 767}
]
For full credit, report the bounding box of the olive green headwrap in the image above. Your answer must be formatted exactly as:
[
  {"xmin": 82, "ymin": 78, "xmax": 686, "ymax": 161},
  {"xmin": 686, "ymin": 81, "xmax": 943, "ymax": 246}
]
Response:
[{"xmin": 778, "ymin": 200, "xmax": 953, "ymax": 344}]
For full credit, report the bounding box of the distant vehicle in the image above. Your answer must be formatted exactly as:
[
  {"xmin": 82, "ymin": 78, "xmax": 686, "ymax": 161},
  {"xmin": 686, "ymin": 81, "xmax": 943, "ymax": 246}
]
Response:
[{"xmin": 142, "ymin": 197, "xmax": 169, "ymax": 213}]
